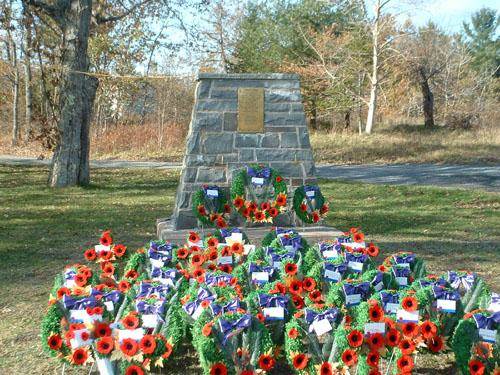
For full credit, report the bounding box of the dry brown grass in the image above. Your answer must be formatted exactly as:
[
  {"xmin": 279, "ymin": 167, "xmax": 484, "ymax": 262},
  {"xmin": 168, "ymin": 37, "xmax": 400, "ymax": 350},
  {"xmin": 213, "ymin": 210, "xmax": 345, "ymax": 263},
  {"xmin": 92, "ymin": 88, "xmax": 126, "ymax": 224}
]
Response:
[{"xmin": 1, "ymin": 122, "xmax": 499, "ymax": 165}]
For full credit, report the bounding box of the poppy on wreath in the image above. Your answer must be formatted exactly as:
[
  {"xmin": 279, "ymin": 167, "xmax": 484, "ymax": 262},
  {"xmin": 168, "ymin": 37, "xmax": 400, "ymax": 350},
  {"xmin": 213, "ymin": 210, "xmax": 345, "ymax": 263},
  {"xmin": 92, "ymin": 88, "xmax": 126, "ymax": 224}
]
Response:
[
  {"xmin": 96, "ymin": 336, "xmax": 114, "ymax": 355},
  {"xmin": 120, "ymin": 338, "xmax": 139, "ymax": 356},
  {"xmin": 319, "ymin": 362, "xmax": 333, "ymax": 375},
  {"xmin": 369, "ymin": 304, "xmax": 384, "ymax": 322},
  {"xmin": 121, "ymin": 314, "xmax": 139, "ymax": 330},
  {"xmin": 341, "ymin": 349, "xmax": 358, "ymax": 366},
  {"xmin": 401, "ymin": 322, "xmax": 419, "ymax": 337},
  {"xmin": 367, "ymin": 333, "xmax": 384, "ymax": 350},
  {"xmin": 401, "ymin": 296, "xmax": 418, "ymax": 312},
  {"xmin": 347, "ymin": 330, "xmax": 364, "ymax": 348},
  {"xmin": 289, "ymin": 280, "xmax": 303, "ymax": 294},
  {"xmin": 285, "ymin": 262, "xmax": 298, "ymax": 276},
  {"xmin": 210, "ymin": 362, "xmax": 228, "ymax": 375},
  {"xmin": 302, "ymin": 277, "xmax": 316, "ymax": 291},
  {"xmin": 125, "ymin": 365, "xmax": 144, "ymax": 375},
  {"xmin": 113, "ymin": 244, "xmax": 127, "ymax": 257},
  {"xmin": 162, "ymin": 342, "xmax": 173, "ymax": 359},
  {"xmin": 94, "ymin": 322, "xmax": 111, "ymax": 338},
  {"xmin": 288, "ymin": 327, "xmax": 299, "ymax": 339},
  {"xmin": 399, "ymin": 338, "xmax": 416, "ymax": 355},
  {"xmin": 397, "ymin": 355, "xmax": 414, "ymax": 373},
  {"xmin": 366, "ymin": 351, "xmax": 380, "ymax": 368},
  {"xmin": 47, "ymin": 334, "xmax": 62, "ymax": 350},
  {"xmin": 71, "ymin": 348, "xmax": 88, "ymax": 365},
  {"xmin": 292, "ymin": 353, "xmax": 309, "ymax": 370},
  {"xmin": 309, "ymin": 289, "xmax": 323, "ymax": 303},
  {"xmin": 427, "ymin": 336, "xmax": 444, "ymax": 353},
  {"xmin": 139, "ymin": 335, "xmax": 156, "ymax": 354},
  {"xmin": 258, "ymin": 354, "xmax": 276, "ymax": 371},
  {"xmin": 420, "ymin": 320, "xmax": 437, "ymax": 339}
]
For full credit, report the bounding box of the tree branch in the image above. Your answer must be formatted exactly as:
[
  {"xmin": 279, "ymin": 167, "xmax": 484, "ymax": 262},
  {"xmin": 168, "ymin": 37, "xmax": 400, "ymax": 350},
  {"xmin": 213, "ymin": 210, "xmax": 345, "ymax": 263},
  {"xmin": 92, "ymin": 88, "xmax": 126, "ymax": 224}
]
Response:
[{"xmin": 94, "ymin": 0, "xmax": 154, "ymax": 24}]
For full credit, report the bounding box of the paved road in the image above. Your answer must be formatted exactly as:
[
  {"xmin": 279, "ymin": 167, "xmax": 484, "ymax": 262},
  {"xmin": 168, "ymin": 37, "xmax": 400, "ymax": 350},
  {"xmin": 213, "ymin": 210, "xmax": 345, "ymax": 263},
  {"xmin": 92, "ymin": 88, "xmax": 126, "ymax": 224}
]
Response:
[{"xmin": 1, "ymin": 155, "xmax": 499, "ymax": 191}]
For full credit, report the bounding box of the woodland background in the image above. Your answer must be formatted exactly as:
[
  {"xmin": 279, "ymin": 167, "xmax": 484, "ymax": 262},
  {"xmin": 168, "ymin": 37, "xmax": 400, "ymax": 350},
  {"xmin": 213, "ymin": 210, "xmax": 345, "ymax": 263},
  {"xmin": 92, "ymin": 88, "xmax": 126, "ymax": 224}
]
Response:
[{"xmin": 0, "ymin": 0, "xmax": 499, "ymax": 169}]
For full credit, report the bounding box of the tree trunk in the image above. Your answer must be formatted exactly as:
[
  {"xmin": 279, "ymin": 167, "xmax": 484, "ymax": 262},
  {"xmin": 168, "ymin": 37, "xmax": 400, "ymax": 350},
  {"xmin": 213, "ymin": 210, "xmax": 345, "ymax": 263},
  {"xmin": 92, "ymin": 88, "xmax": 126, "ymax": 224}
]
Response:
[
  {"xmin": 7, "ymin": 30, "xmax": 21, "ymax": 146},
  {"xmin": 365, "ymin": 0, "xmax": 380, "ymax": 135},
  {"xmin": 419, "ymin": 68, "xmax": 434, "ymax": 128},
  {"xmin": 310, "ymin": 98, "xmax": 318, "ymax": 130},
  {"xmin": 344, "ymin": 110, "xmax": 351, "ymax": 130},
  {"xmin": 23, "ymin": 5, "xmax": 34, "ymax": 141},
  {"xmin": 48, "ymin": 0, "xmax": 98, "ymax": 187}
]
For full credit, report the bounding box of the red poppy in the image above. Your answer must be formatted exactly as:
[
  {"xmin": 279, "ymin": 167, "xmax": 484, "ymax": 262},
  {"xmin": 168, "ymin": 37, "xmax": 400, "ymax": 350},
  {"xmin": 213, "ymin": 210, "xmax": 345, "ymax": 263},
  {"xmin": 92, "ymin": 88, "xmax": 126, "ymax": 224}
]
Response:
[
  {"xmin": 120, "ymin": 338, "xmax": 139, "ymax": 356},
  {"xmin": 276, "ymin": 176, "xmax": 283, "ymax": 183},
  {"xmin": 193, "ymin": 268, "xmax": 205, "ymax": 279},
  {"xmin": 191, "ymin": 245, "xmax": 201, "ymax": 253},
  {"xmin": 469, "ymin": 360, "xmax": 485, "ymax": 375},
  {"xmin": 385, "ymin": 328, "xmax": 401, "ymax": 347},
  {"xmin": 353, "ymin": 231, "xmax": 364, "ymax": 243},
  {"xmin": 223, "ymin": 203, "xmax": 231, "ymax": 214},
  {"xmin": 420, "ymin": 320, "xmax": 437, "ymax": 339},
  {"xmin": 369, "ymin": 370, "xmax": 382, "ymax": 375},
  {"xmin": 401, "ymin": 296, "xmax": 418, "ymax": 312},
  {"xmin": 341, "ymin": 349, "xmax": 357, "ymax": 366},
  {"xmin": 233, "ymin": 197, "xmax": 245, "ymax": 209},
  {"xmin": 258, "ymin": 354, "xmax": 275, "ymax": 371},
  {"xmin": 428, "ymin": 336, "xmax": 444, "ymax": 353},
  {"xmin": 125, "ymin": 269, "xmax": 139, "ymax": 279},
  {"xmin": 101, "ymin": 262, "xmax": 115, "ymax": 276},
  {"xmin": 202, "ymin": 323, "xmax": 213, "ymax": 336},
  {"xmin": 99, "ymin": 250, "xmax": 113, "ymax": 261},
  {"xmin": 275, "ymin": 282, "xmax": 287, "ymax": 294},
  {"xmin": 292, "ymin": 295, "xmax": 304, "ymax": 309},
  {"xmin": 207, "ymin": 237, "xmax": 218, "ymax": 247},
  {"xmin": 254, "ymin": 211, "xmax": 265, "ymax": 221},
  {"xmin": 71, "ymin": 348, "xmax": 88, "ymax": 365},
  {"xmin": 369, "ymin": 305, "xmax": 384, "ymax": 322},
  {"xmin": 219, "ymin": 264, "xmax": 232, "ymax": 273},
  {"xmin": 140, "ymin": 335, "xmax": 156, "ymax": 355},
  {"xmin": 210, "ymin": 362, "xmax": 227, "ymax": 375},
  {"xmin": 197, "ymin": 205, "xmax": 207, "ymax": 216},
  {"xmin": 320, "ymin": 204, "xmax": 329, "ymax": 214},
  {"xmin": 208, "ymin": 249, "xmax": 218, "ymax": 261},
  {"xmin": 57, "ymin": 287, "xmax": 70, "ymax": 299},
  {"xmin": 396, "ymin": 355, "xmax": 414, "ymax": 373},
  {"xmin": 292, "ymin": 353, "xmax": 309, "ymax": 370},
  {"xmin": 177, "ymin": 248, "xmax": 189, "ymax": 259},
  {"xmin": 47, "ymin": 334, "xmax": 62, "ymax": 350},
  {"xmin": 242, "ymin": 208, "xmax": 251, "ymax": 217},
  {"xmin": 401, "ymin": 322, "xmax": 419, "ymax": 337},
  {"xmin": 309, "ymin": 289, "xmax": 323, "ymax": 303},
  {"xmin": 399, "ymin": 338, "xmax": 416, "ymax": 355},
  {"xmin": 285, "ymin": 263, "xmax": 298, "ymax": 275},
  {"xmin": 367, "ymin": 244, "xmax": 379, "ymax": 257},
  {"xmin": 367, "ymin": 333, "xmax": 384, "ymax": 350},
  {"xmin": 347, "ymin": 330, "xmax": 363, "ymax": 348},
  {"xmin": 288, "ymin": 327, "xmax": 299, "ymax": 339},
  {"xmin": 231, "ymin": 242, "xmax": 244, "ymax": 255},
  {"xmin": 366, "ymin": 351, "xmax": 380, "ymax": 368},
  {"xmin": 240, "ymin": 371, "xmax": 253, "ymax": 375},
  {"xmin": 96, "ymin": 336, "xmax": 114, "ymax": 355},
  {"xmin": 256, "ymin": 312, "xmax": 265, "ymax": 322},
  {"xmin": 269, "ymin": 207, "xmax": 279, "ymax": 217},
  {"xmin": 248, "ymin": 202, "xmax": 257, "ymax": 212},
  {"xmin": 84, "ymin": 249, "xmax": 96, "ymax": 261},
  {"xmin": 122, "ymin": 314, "xmax": 139, "ymax": 330},
  {"xmin": 276, "ymin": 193, "xmax": 287, "ymax": 206},
  {"xmin": 319, "ymin": 362, "xmax": 333, "ymax": 375},
  {"xmin": 300, "ymin": 203, "xmax": 308, "ymax": 212},
  {"xmin": 207, "ymin": 263, "xmax": 217, "ymax": 271},
  {"xmin": 312, "ymin": 212, "xmax": 320, "ymax": 223},
  {"xmin": 118, "ymin": 280, "xmax": 131, "ymax": 292},
  {"xmin": 94, "ymin": 322, "xmax": 111, "ymax": 338},
  {"xmin": 261, "ymin": 202, "xmax": 271, "ymax": 211},
  {"xmin": 100, "ymin": 231, "xmax": 112, "ymax": 246},
  {"xmin": 216, "ymin": 217, "xmax": 227, "ymax": 228},
  {"xmin": 191, "ymin": 254, "xmax": 205, "ymax": 267},
  {"xmin": 162, "ymin": 342, "xmax": 173, "ymax": 359},
  {"xmin": 74, "ymin": 273, "xmax": 88, "ymax": 287},
  {"xmin": 125, "ymin": 365, "xmax": 144, "ymax": 375},
  {"xmin": 188, "ymin": 231, "xmax": 200, "ymax": 243},
  {"xmin": 289, "ymin": 280, "xmax": 303, "ymax": 295},
  {"xmin": 302, "ymin": 277, "xmax": 316, "ymax": 291}
]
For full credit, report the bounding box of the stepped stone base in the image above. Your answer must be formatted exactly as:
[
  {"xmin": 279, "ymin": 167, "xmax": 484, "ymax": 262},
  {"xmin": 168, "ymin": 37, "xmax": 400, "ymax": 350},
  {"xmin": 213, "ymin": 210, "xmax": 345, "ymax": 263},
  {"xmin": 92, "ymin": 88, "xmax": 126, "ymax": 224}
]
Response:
[{"xmin": 157, "ymin": 218, "xmax": 342, "ymax": 245}]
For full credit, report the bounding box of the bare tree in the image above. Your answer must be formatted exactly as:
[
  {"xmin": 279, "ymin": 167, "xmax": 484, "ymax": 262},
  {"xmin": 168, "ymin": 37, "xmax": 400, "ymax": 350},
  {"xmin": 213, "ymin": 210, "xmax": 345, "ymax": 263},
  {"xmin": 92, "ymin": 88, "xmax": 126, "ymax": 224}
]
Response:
[{"xmin": 22, "ymin": 3, "xmax": 33, "ymax": 140}]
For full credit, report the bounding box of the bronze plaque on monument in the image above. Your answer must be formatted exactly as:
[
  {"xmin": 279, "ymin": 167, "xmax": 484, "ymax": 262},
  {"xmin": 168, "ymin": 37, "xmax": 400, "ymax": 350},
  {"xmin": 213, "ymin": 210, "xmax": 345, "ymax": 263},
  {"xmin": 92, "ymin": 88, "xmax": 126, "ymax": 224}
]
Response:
[{"xmin": 238, "ymin": 88, "xmax": 264, "ymax": 133}]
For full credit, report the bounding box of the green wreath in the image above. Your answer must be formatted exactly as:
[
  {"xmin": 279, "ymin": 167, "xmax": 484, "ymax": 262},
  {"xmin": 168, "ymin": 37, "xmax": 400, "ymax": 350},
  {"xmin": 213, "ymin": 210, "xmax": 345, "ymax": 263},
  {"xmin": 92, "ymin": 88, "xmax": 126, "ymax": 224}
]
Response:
[
  {"xmin": 230, "ymin": 165, "xmax": 288, "ymax": 223},
  {"xmin": 192, "ymin": 185, "xmax": 231, "ymax": 228},
  {"xmin": 292, "ymin": 185, "xmax": 329, "ymax": 224}
]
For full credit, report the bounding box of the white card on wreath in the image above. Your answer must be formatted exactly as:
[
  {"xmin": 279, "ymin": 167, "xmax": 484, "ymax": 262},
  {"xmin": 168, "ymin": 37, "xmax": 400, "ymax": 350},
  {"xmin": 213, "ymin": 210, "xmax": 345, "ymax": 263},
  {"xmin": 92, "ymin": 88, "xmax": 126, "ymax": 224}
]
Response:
[
  {"xmin": 188, "ymin": 240, "xmax": 203, "ymax": 248},
  {"xmin": 324, "ymin": 269, "xmax": 341, "ymax": 282},
  {"xmin": 385, "ymin": 303, "xmax": 399, "ymax": 314},
  {"xmin": 230, "ymin": 232, "xmax": 243, "ymax": 242},
  {"xmin": 252, "ymin": 272, "xmax": 269, "ymax": 283},
  {"xmin": 206, "ymin": 189, "xmax": 219, "ymax": 197},
  {"xmin": 374, "ymin": 281, "xmax": 384, "ymax": 291},
  {"xmin": 104, "ymin": 301, "xmax": 114, "ymax": 312},
  {"xmin": 348, "ymin": 261, "xmax": 364, "ymax": 272},
  {"xmin": 64, "ymin": 279, "xmax": 77, "ymax": 288},
  {"xmin": 118, "ymin": 328, "xmax": 144, "ymax": 343},
  {"xmin": 142, "ymin": 314, "xmax": 159, "ymax": 329},
  {"xmin": 150, "ymin": 258, "xmax": 165, "ymax": 269},
  {"xmin": 306, "ymin": 190, "xmax": 315, "ymax": 198},
  {"xmin": 342, "ymin": 242, "xmax": 366, "ymax": 249},
  {"xmin": 479, "ymin": 328, "xmax": 497, "ymax": 343},
  {"xmin": 218, "ymin": 256, "xmax": 233, "ymax": 265},
  {"xmin": 436, "ymin": 299, "xmax": 456, "ymax": 313},
  {"xmin": 243, "ymin": 244, "xmax": 255, "ymax": 255},
  {"xmin": 192, "ymin": 304, "xmax": 205, "ymax": 320},
  {"xmin": 251, "ymin": 177, "xmax": 265, "ymax": 185},
  {"xmin": 70, "ymin": 309, "xmax": 89, "ymax": 322},
  {"xmin": 396, "ymin": 309, "xmax": 419, "ymax": 323},
  {"xmin": 397, "ymin": 262, "xmax": 410, "ymax": 268},
  {"xmin": 396, "ymin": 277, "xmax": 408, "ymax": 286},
  {"xmin": 345, "ymin": 294, "xmax": 361, "ymax": 306},
  {"xmin": 284, "ymin": 245, "xmax": 294, "ymax": 252},
  {"xmin": 263, "ymin": 307, "xmax": 284, "ymax": 320},
  {"xmin": 323, "ymin": 250, "xmax": 339, "ymax": 259},
  {"xmin": 364, "ymin": 323, "xmax": 386, "ymax": 335},
  {"xmin": 272, "ymin": 261, "xmax": 282, "ymax": 270},
  {"xmin": 312, "ymin": 319, "xmax": 332, "ymax": 336},
  {"xmin": 70, "ymin": 329, "xmax": 93, "ymax": 349},
  {"xmin": 95, "ymin": 244, "xmax": 111, "ymax": 253}
]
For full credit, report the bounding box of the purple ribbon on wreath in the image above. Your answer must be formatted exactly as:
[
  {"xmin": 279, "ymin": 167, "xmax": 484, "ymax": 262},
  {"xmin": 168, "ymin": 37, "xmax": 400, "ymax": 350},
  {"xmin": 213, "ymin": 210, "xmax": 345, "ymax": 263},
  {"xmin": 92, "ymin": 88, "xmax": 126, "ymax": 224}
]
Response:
[
  {"xmin": 371, "ymin": 271, "xmax": 384, "ymax": 290},
  {"xmin": 151, "ymin": 268, "xmax": 178, "ymax": 284},
  {"xmin": 137, "ymin": 282, "xmax": 170, "ymax": 299},
  {"xmin": 219, "ymin": 227, "xmax": 241, "ymax": 238},
  {"xmin": 303, "ymin": 185, "xmax": 320, "ymax": 200},
  {"xmin": 270, "ymin": 251, "xmax": 295, "ymax": 265},
  {"xmin": 148, "ymin": 249, "xmax": 172, "ymax": 264},
  {"xmin": 489, "ymin": 293, "xmax": 500, "ymax": 313},
  {"xmin": 279, "ymin": 235, "xmax": 302, "ymax": 252},
  {"xmin": 392, "ymin": 267, "xmax": 411, "ymax": 278},
  {"xmin": 324, "ymin": 262, "xmax": 347, "ymax": 281},
  {"xmin": 102, "ymin": 290, "xmax": 121, "ymax": 304},
  {"xmin": 419, "ymin": 278, "xmax": 447, "ymax": 289},
  {"xmin": 183, "ymin": 288, "xmax": 216, "ymax": 317},
  {"xmin": 205, "ymin": 272, "xmax": 234, "ymax": 287},
  {"xmin": 380, "ymin": 291, "xmax": 400, "ymax": 306},
  {"xmin": 319, "ymin": 242, "xmax": 342, "ymax": 253},
  {"xmin": 247, "ymin": 166, "xmax": 271, "ymax": 182},
  {"xmin": 473, "ymin": 312, "xmax": 500, "ymax": 330},
  {"xmin": 62, "ymin": 295, "xmax": 98, "ymax": 310},
  {"xmin": 258, "ymin": 293, "xmax": 288, "ymax": 310},
  {"xmin": 210, "ymin": 299, "xmax": 241, "ymax": 316},
  {"xmin": 149, "ymin": 241, "xmax": 173, "ymax": 254},
  {"xmin": 304, "ymin": 308, "xmax": 340, "ymax": 332},
  {"xmin": 218, "ymin": 314, "xmax": 252, "ymax": 344},
  {"xmin": 432, "ymin": 286, "xmax": 460, "ymax": 301},
  {"xmin": 393, "ymin": 253, "xmax": 415, "ymax": 266},
  {"xmin": 337, "ymin": 236, "xmax": 352, "ymax": 244},
  {"xmin": 136, "ymin": 299, "xmax": 166, "ymax": 316},
  {"xmin": 448, "ymin": 271, "xmax": 475, "ymax": 291},
  {"xmin": 276, "ymin": 227, "xmax": 296, "ymax": 237},
  {"xmin": 64, "ymin": 269, "xmax": 76, "ymax": 281},
  {"xmin": 343, "ymin": 282, "xmax": 370, "ymax": 300}
]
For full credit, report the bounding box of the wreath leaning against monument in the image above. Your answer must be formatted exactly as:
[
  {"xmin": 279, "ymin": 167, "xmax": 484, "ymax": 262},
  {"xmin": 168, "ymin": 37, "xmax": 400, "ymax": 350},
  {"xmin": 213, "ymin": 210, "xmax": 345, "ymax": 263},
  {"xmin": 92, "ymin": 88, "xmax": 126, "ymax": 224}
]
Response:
[
  {"xmin": 231, "ymin": 165, "xmax": 288, "ymax": 223},
  {"xmin": 293, "ymin": 185, "xmax": 329, "ymax": 224},
  {"xmin": 192, "ymin": 185, "xmax": 231, "ymax": 228}
]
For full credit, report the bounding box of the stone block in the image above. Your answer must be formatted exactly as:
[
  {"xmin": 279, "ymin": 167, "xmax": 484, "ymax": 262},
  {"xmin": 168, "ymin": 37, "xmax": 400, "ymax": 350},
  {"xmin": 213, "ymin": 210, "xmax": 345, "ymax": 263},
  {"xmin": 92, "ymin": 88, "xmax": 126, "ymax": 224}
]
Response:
[
  {"xmin": 174, "ymin": 209, "xmax": 198, "ymax": 229},
  {"xmin": 264, "ymin": 103, "xmax": 290, "ymax": 112},
  {"xmin": 266, "ymin": 126, "xmax": 298, "ymax": 133},
  {"xmin": 235, "ymin": 134, "xmax": 259, "ymax": 148},
  {"xmin": 203, "ymin": 133, "xmax": 234, "ymax": 154},
  {"xmin": 185, "ymin": 154, "xmax": 217, "ymax": 166},
  {"xmin": 194, "ymin": 112, "xmax": 222, "ymax": 131},
  {"xmin": 196, "ymin": 100, "xmax": 237, "ymax": 112},
  {"xmin": 197, "ymin": 167, "xmax": 226, "ymax": 183},
  {"xmin": 260, "ymin": 134, "xmax": 280, "ymax": 148},
  {"xmin": 183, "ymin": 167, "xmax": 198, "ymax": 183},
  {"xmin": 198, "ymin": 80, "xmax": 211, "ymax": 99},
  {"xmin": 176, "ymin": 192, "xmax": 191, "ymax": 209},
  {"xmin": 265, "ymin": 112, "xmax": 306, "ymax": 126},
  {"xmin": 302, "ymin": 161, "xmax": 316, "ymax": 176},
  {"xmin": 223, "ymin": 112, "xmax": 237, "ymax": 131},
  {"xmin": 295, "ymin": 149, "xmax": 314, "ymax": 161},
  {"xmin": 291, "ymin": 102, "xmax": 304, "ymax": 112},
  {"xmin": 256, "ymin": 149, "xmax": 294, "ymax": 162},
  {"xmin": 222, "ymin": 154, "xmax": 239, "ymax": 163},
  {"xmin": 210, "ymin": 88, "xmax": 238, "ymax": 99},
  {"xmin": 186, "ymin": 131, "xmax": 200, "ymax": 154},
  {"xmin": 267, "ymin": 90, "xmax": 301, "ymax": 103},
  {"xmin": 281, "ymin": 132, "xmax": 299, "ymax": 148},
  {"xmin": 239, "ymin": 149, "xmax": 255, "ymax": 162},
  {"xmin": 270, "ymin": 162, "xmax": 303, "ymax": 177},
  {"xmin": 298, "ymin": 128, "xmax": 311, "ymax": 148}
]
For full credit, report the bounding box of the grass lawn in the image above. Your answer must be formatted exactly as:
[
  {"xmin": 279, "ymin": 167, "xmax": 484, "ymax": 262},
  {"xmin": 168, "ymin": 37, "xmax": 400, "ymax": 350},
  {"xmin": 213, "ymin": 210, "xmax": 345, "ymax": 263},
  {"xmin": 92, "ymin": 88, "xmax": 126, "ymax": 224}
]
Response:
[{"xmin": 0, "ymin": 164, "xmax": 498, "ymax": 373}]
